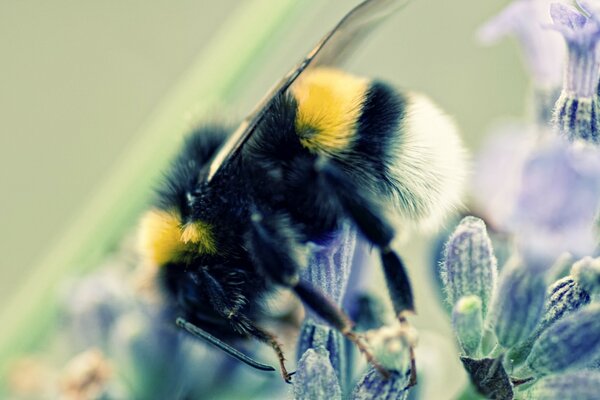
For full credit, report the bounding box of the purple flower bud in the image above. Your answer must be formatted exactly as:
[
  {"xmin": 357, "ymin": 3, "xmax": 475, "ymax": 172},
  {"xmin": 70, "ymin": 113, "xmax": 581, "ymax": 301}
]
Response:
[
  {"xmin": 540, "ymin": 275, "xmax": 591, "ymax": 332},
  {"xmin": 472, "ymin": 124, "xmax": 537, "ymax": 228},
  {"xmin": 553, "ymin": 93, "xmax": 600, "ymax": 143},
  {"xmin": 549, "ymin": 2, "xmax": 600, "ymax": 143},
  {"xmin": 452, "ymin": 296, "xmax": 484, "ymax": 357},
  {"xmin": 526, "ymin": 303, "xmax": 600, "ymax": 375},
  {"xmin": 508, "ymin": 275, "xmax": 591, "ymax": 364},
  {"xmin": 507, "ymin": 137, "xmax": 600, "ymax": 265},
  {"xmin": 297, "ymin": 323, "xmax": 348, "ymax": 393},
  {"xmin": 571, "ymin": 256, "xmax": 600, "ymax": 296},
  {"xmin": 441, "ymin": 217, "xmax": 498, "ymax": 317},
  {"xmin": 302, "ymin": 223, "xmax": 356, "ymax": 310},
  {"xmin": 297, "ymin": 223, "xmax": 357, "ymax": 391},
  {"xmin": 523, "ymin": 370, "xmax": 600, "ymax": 400},
  {"xmin": 293, "ymin": 348, "xmax": 342, "ymax": 400},
  {"xmin": 351, "ymin": 368, "xmax": 410, "ymax": 400},
  {"xmin": 489, "ymin": 261, "xmax": 547, "ymax": 348}
]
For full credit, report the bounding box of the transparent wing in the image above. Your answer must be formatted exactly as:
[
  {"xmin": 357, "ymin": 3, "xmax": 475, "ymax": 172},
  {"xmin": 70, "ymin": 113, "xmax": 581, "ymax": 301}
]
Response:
[{"xmin": 206, "ymin": 0, "xmax": 409, "ymax": 182}]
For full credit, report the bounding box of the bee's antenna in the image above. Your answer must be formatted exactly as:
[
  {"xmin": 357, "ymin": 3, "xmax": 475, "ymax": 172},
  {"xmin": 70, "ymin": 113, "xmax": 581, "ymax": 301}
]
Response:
[{"xmin": 176, "ymin": 317, "xmax": 276, "ymax": 372}]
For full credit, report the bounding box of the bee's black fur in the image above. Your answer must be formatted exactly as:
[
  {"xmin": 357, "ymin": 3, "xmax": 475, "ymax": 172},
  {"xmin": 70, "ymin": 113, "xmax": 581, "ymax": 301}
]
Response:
[
  {"xmin": 153, "ymin": 81, "xmax": 416, "ymax": 369},
  {"xmin": 156, "ymin": 125, "xmax": 230, "ymax": 214},
  {"xmin": 353, "ymin": 81, "xmax": 406, "ymax": 192},
  {"xmin": 243, "ymin": 94, "xmax": 344, "ymax": 237}
]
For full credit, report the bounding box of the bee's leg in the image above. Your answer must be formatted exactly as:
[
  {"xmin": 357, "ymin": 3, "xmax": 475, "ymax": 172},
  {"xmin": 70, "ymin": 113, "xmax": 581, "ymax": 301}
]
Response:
[
  {"xmin": 198, "ymin": 267, "xmax": 293, "ymax": 382},
  {"xmin": 246, "ymin": 210, "xmax": 390, "ymax": 379},
  {"xmin": 315, "ymin": 158, "xmax": 414, "ymax": 315},
  {"xmin": 314, "ymin": 158, "xmax": 418, "ymax": 386},
  {"xmin": 294, "ymin": 279, "xmax": 391, "ymax": 379},
  {"xmin": 242, "ymin": 322, "xmax": 294, "ymax": 383},
  {"xmin": 270, "ymin": 153, "xmax": 414, "ymax": 315}
]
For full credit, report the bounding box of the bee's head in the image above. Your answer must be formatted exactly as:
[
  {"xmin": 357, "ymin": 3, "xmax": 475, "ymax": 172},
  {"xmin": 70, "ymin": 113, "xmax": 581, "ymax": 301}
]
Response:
[{"xmin": 138, "ymin": 208, "xmax": 217, "ymax": 267}]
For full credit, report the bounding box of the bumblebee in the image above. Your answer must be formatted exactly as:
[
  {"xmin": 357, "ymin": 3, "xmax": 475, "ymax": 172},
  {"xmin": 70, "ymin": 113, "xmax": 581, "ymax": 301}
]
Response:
[{"xmin": 138, "ymin": 0, "xmax": 466, "ymax": 382}]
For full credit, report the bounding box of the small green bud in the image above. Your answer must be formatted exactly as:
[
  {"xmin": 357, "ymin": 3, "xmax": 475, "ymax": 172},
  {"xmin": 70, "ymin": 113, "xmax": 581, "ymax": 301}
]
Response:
[{"xmin": 452, "ymin": 296, "xmax": 484, "ymax": 357}]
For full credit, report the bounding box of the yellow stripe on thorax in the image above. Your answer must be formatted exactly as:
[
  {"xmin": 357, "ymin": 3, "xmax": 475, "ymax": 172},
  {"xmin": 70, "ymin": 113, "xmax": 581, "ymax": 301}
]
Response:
[
  {"xmin": 138, "ymin": 209, "xmax": 217, "ymax": 266},
  {"xmin": 291, "ymin": 68, "xmax": 368, "ymax": 153}
]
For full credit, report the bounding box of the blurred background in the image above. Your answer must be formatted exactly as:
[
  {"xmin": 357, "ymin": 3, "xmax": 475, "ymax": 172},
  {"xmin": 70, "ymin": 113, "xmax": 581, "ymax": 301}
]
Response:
[{"xmin": 0, "ymin": 0, "xmax": 524, "ymax": 306}]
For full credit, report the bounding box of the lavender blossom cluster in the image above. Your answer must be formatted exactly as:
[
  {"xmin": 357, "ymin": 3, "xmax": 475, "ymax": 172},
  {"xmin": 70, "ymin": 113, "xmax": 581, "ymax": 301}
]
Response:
[
  {"xmin": 441, "ymin": 217, "xmax": 600, "ymax": 399},
  {"xmin": 438, "ymin": 1, "xmax": 600, "ymax": 398}
]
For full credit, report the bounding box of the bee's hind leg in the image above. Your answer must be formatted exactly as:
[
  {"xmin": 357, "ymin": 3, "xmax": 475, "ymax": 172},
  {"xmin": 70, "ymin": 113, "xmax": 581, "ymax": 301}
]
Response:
[
  {"xmin": 245, "ymin": 208, "xmax": 391, "ymax": 379},
  {"xmin": 314, "ymin": 157, "xmax": 415, "ymax": 316},
  {"xmin": 312, "ymin": 157, "xmax": 418, "ymax": 385}
]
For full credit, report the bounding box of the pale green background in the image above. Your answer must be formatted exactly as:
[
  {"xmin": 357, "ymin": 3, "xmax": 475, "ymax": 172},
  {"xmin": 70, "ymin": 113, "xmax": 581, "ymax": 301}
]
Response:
[{"xmin": 0, "ymin": 0, "xmax": 524, "ymax": 316}]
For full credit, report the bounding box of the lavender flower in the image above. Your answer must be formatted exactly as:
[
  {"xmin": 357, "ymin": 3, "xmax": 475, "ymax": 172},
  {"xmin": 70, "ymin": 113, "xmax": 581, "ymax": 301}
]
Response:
[
  {"xmin": 296, "ymin": 223, "xmax": 356, "ymax": 391},
  {"xmin": 293, "ymin": 348, "xmax": 342, "ymax": 400},
  {"xmin": 522, "ymin": 370, "xmax": 600, "ymax": 399},
  {"xmin": 550, "ymin": 1, "xmax": 600, "ymax": 143},
  {"xmin": 525, "ymin": 303, "xmax": 600, "ymax": 375},
  {"xmin": 505, "ymin": 135, "xmax": 600, "ymax": 266},
  {"xmin": 351, "ymin": 369, "xmax": 410, "ymax": 400},
  {"xmin": 478, "ymin": 0, "xmax": 564, "ymax": 89},
  {"xmin": 295, "ymin": 223, "xmax": 416, "ymax": 400},
  {"xmin": 540, "ymin": 275, "xmax": 592, "ymax": 332},
  {"xmin": 440, "ymin": 216, "xmax": 498, "ymax": 317},
  {"xmin": 478, "ymin": 0, "xmax": 564, "ymax": 123},
  {"xmin": 472, "ymin": 124, "xmax": 538, "ymax": 229},
  {"xmin": 507, "ymin": 274, "xmax": 591, "ymax": 364},
  {"xmin": 297, "ymin": 323, "xmax": 349, "ymax": 393},
  {"xmin": 489, "ymin": 260, "xmax": 547, "ymax": 349},
  {"xmin": 302, "ymin": 223, "xmax": 356, "ymax": 308}
]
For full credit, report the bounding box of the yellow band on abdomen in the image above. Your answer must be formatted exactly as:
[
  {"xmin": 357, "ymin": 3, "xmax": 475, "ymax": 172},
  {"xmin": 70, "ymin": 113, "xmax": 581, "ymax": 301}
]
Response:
[{"xmin": 291, "ymin": 68, "xmax": 368, "ymax": 154}]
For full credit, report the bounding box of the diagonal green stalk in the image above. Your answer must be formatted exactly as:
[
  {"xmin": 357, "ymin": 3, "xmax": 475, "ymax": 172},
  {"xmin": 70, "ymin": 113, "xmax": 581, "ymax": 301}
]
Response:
[{"xmin": 0, "ymin": 0, "xmax": 315, "ymax": 386}]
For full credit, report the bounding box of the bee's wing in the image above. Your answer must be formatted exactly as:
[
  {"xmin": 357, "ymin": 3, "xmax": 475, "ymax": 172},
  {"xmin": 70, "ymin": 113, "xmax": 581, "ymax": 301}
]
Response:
[{"xmin": 206, "ymin": 0, "xmax": 409, "ymax": 182}]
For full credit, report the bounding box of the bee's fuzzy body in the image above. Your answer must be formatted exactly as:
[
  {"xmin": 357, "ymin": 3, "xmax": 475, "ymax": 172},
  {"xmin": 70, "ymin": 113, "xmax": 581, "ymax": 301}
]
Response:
[{"xmin": 138, "ymin": 68, "xmax": 465, "ymax": 365}]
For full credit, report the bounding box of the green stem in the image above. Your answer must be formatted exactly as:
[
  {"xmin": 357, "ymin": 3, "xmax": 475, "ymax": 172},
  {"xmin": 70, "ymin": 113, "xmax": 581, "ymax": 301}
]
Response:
[{"xmin": 0, "ymin": 0, "xmax": 314, "ymax": 388}]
